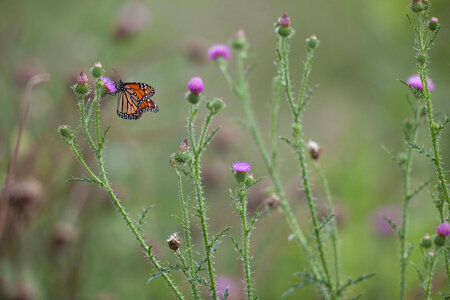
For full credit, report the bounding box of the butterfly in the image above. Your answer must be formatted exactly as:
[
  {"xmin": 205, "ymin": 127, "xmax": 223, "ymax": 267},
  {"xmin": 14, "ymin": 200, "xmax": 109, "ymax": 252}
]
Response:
[{"xmin": 113, "ymin": 80, "xmax": 159, "ymax": 120}]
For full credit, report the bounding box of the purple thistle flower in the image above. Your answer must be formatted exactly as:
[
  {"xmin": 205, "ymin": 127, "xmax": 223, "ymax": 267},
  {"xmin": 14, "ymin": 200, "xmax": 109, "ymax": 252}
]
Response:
[
  {"xmin": 101, "ymin": 76, "xmax": 117, "ymax": 94},
  {"xmin": 407, "ymin": 73, "xmax": 435, "ymax": 92},
  {"xmin": 436, "ymin": 221, "xmax": 450, "ymax": 237},
  {"xmin": 188, "ymin": 77, "xmax": 204, "ymax": 94},
  {"xmin": 232, "ymin": 161, "xmax": 251, "ymax": 173},
  {"xmin": 208, "ymin": 44, "xmax": 231, "ymax": 61}
]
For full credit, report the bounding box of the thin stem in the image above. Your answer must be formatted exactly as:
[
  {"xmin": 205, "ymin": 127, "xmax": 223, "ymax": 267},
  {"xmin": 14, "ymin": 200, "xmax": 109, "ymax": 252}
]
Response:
[
  {"xmin": 68, "ymin": 140, "xmax": 101, "ymax": 184},
  {"xmin": 293, "ymin": 127, "xmax": 333, "ymax": 297},
  {"xmin": 278, "ymin": 37, "xmax": 334, "ymax": 297},
  {"xmin": 314, "ymin": 162, "xmax": 340, "ymax": 291},
  {"xmin": 190, "ymin": 107, "xmax": 218, "ymax": 299},
  {"xmin": 399, "ymin": 103, "xmax": 421, "ymax": 300},
  {"xmin": 95, "ymin": 79, "xmax": 101, "ymax": 146},
  {"xmin": 423, "ymin": 249, "xmax": 441, "ymax": 300},
  {"xmin": 270, "ymin": 76, "xmax": 282, "ymax": 167},
  {"xmin": 176, "ymin": 170, "xmax": 200, "ymax": 299},
  {"xmin": 277, "ymin": 37, "xmax": 298, "ymax": 120},
  {"xmin": 296, "ymin": 50, "xmax": 314, "ymax": 116},
  {"xmin": 237, "ymin": 187, "xmax": 253, "ymax": 300}
]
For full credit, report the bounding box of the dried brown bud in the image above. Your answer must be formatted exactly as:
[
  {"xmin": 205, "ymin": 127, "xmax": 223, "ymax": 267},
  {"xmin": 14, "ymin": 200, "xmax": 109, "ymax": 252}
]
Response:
[
  {"xmin": 50, "ymin": 222, "xmax": 77, "ymax": 254},
  {"xmin": 307, "ymin": 140, "xmax": 321, "ymax": 160},
  {"xmin": 8, "ymin": 178, "xmax": 43, "ymax": 213},
  {"xmin": 178, "ymin": 139, "xmax": 190, "ymax": 153},
  {"xmin": 262, "ymin": 193, "xmax": 281, "ymax": 209},
  {"xmin": 167, "ymin": 233, "xmax": 182, "ymax": 251}
]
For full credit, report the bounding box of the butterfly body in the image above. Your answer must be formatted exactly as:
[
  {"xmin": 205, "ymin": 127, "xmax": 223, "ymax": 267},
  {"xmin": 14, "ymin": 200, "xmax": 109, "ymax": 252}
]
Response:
[{"xmin": 114, "ymin": 80, "xmax": 158, "ymax": 120}]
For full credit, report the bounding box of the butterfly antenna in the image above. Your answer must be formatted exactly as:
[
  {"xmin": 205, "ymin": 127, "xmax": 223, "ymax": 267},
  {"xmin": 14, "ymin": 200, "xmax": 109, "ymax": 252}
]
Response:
[{"xmin": 112, "ymin": 68, "xmax": 122, "ymax": 82}]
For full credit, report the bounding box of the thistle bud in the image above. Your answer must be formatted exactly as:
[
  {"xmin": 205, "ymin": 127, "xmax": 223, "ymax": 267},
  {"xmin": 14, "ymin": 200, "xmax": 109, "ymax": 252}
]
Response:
[
  {"xmin": 178, "ymin": 139, "xmax": 190, "ymax": 153},
  {"xmin": 420, "ymin": 233, "xmax": 432, "ymax": 248},
  {"xmin": 410, "ymin": 0, "xmax": 424, "ymax": 13},
  {"xmin": 167, "ymin": 233, "xmax": 182, "ymax": 251},
  {"xmin": 428, "ymin": 17, "xmax": 438, "ymax": 31},
  {"xmin": 277, "ymin": 13, "xmax": 292, "ymax": 37},
  {"xmin": 58, "ymin": 124, "xmax": 74, "ymax": 141},
  {"xmin": 306, "ymin": 34, "xmax": 320, "ymax": 50},
  {"xmin": 90, "ymin": 62, "xmax": 105, "ymax": 78},
  {"xmin": 417, "ymin": 51, "xmax": 426, "ymax": 65},
  {"xmin": 206, "ymin": 97, "xmax": 225, "ymax": 115},
  {"xmin": 245, "ymin": 173, "xmax": 257, "ymax": 187},
  {"xmin": 186, "ymin": 77, "xmax": 204, "ymax": 104},
  {"xmin": 232, "ymin": 161, "xmax": 251, "ymax": 183},
  {"xmin": 232, "ymin": 28, "xmax": 248, "ymax": 50},
  {"xmin": 74, "ymin": 72, "xmax": 90, "ymax": 95}
]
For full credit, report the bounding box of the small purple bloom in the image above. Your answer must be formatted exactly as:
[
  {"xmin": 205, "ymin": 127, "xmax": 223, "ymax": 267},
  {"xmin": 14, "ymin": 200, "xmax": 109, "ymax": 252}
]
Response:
[
  {"xmin": 232, "ymin": 161, "xmax": 251, "ymax": 173},
  {"xmin": 436, "ymin": 221, "xmax": 450, "ymax": 237},
  {"xmin": 101, "ymin": 76, "xmax": 117, "ymax": 94},
  {"xmin": 278, "ymin": 13, "xmax": 291, "ymax": 27},
  {"xmin": 371, "ymin": 205, "xmax": 400, "ymax": 236},
  {"xmin": 407, "ymin": 74, "xmax": 434, "ymax": 92},
  {"xmin": 188, "ymin": 77, "xmax": 204, "ymax": 94},
  {"xmin": 208, "ymin": 44, "xmax": 231, "ymax": 61},
  {"xmin": 77, "ymin": 72, "xmax": 88, "ymax": 85}
]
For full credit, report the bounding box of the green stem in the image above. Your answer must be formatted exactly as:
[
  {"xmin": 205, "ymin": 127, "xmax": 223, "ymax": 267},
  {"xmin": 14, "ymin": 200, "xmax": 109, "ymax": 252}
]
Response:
[
  {"xmin": 189, "ymin": 107, "xmax": 218, "ymax": 300},
  {"xmin": 296, "ymin": 50, "xmax": 314, "ymax": 116},
  {"xmin": 237, "ymin": 187, "xmax": 253, "ymax": 300},
  {"xmin": 176, "ymin": 170, "xmax": 200, "ymax": 299},
  {"xmin": 315, "ymin": 162, "xmax": 340, "ymax": 291},
  {"xmin": 293, "ymin": 127, "xmax": 333, "ymax": 297},
  {"xmin": 68, "ymin": 140, "xmax": 101, "ymax": 184},
  {"xmin": 423, "ymin": 249, "xmax": 441, "ymax": 300},
  {"xmin": 399, "ymin": 103, "xmax": 421, "ymax": 300},
  {"xmin": 219, "ymin": 46, "xmax": 327, "ymax": 298},
  {"xmin": 95, "ymin": 79, "xmax": 101, "ymax": 146}
]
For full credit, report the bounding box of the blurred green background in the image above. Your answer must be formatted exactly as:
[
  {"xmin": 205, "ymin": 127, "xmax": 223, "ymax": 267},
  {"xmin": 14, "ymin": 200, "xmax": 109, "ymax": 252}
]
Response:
[{"xmin": 1, "ymin": 0, "xmax": 449, "ymax": 299}]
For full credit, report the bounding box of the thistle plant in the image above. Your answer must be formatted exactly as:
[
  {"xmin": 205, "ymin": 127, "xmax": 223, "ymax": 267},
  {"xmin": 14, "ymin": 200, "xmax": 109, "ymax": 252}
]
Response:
[
  {"xmin": 230, "ymin": 161, "xmax": 259, "ymax": 300},
  {"xmin": 61, "ymin": 63, "xmax": 185, "ymax": 300},
  {"xmin": 170, "ymin": 77, "xmax": 227, "ymax": 300},
  {"xmin": 407, "ymin": 0, "xmax": 449, "ymax": 287},
  {"xmin": 210, "ymin": 13, "xmax": 374, "ymax": 299}
]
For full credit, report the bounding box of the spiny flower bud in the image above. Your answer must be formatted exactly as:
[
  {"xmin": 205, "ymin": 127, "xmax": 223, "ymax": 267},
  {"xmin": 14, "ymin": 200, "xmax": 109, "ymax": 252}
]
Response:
[
  {"xmin": 245, "ymin": 173, "xmax": 257, "ymax": 187},
  {"xmin": 417, "ymin": 51, "xmax": 427, "ymax": 65},
  {"xmin": 73, "ymin": 72, "xmax": 90, "ymax": 95},
  {"xmin": 178, "ymin": 139, "xmax": 190, "ymax": 153},
  {"xmin": 175, "ymin": 152, "xmax": 193, "ymax": 164},
  {"xmin": 306, "ymin": 34, "xmax": 320, "ymax": 50},
  {"xmin": 58, "ymin": 124, "xmax": 74, "ymax": 140},
  {"xmin": 410, "ymin": 0, "xmax": 424, "ymax": 13},
  {"xmin": 167, "ymin": 233, "xmax": 182, "ymax": 251},
  {"xmin": 277, "ymin": 13, "xmax": 292, "ymax": 37},
  {"xmin": 90, "ymin": 62, "xmax": 105, "ymax": 78},
  {"xmin": 206, "ymin": 97, "xmax": 225, "ymax": 115},
  {"xmin": 420, "ymin": 233, "xmax": 432, "ymax": 248},
  {"xmin": 232, "ymin": 28, "xmax": 248, "ymax": 50},
  {"xmin": 428, "ymin": 17, "xmax": 438, "ymax": 31},
  {"xmin": 307, "ymin": 140, "xmax": 321, "ymax": 160}
]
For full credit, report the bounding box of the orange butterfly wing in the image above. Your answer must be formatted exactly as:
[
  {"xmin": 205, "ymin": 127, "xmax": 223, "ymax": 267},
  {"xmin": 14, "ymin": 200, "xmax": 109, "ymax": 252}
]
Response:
[{"xmin": 116, "ymin": 81, "xmax": 158, "ymax": 120}]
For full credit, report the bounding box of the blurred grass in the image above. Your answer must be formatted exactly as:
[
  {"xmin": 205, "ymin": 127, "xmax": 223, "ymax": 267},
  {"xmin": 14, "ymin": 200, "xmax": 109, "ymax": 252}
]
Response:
[{"xmin": 1, "ymin": 0, "xmax": 449, "ymax": 299}]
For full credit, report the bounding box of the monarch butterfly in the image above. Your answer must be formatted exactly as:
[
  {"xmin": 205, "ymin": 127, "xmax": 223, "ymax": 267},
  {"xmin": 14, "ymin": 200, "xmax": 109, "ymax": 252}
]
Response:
[{"xmin": 113, "ymin": 80, "xmax": 159, "ymax": 120}]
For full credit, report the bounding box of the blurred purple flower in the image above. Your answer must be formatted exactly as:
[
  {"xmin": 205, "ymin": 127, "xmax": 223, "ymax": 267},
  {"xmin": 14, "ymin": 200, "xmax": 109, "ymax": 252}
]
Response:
[
  {"xmin": 114, "ymin": 2, "xmax": 150, "ymax": 39},
  {"xmin": 407, "ymin": 74, "xmax": 434, "ymax": 91},
  {"xmin": 208, "ymin": 44, "xmax": 231, "ymax": 61},
  {"xmin": 371, "ymin": 205, "xmax": 400, "ymax": 236},
  {"xmin": 77, "ymin": 72, "xmax": 88, "ymax": 85},
  {"xmin": 436, "ymin": 221, "xmax": 450, "ymax": 237},
  {"xmin": 232, "ymin": 161, "xmax": 251, "ymax": 173},
  {"xmin": 278, "ymin": 13, "xmax": 291, "ymax": 27},
  {"xmin": 188, "ymin": 77, "xmax": 204, "ymax": 94},
  {"xmin": 101, "ymin": 76, "xmax": 117, "ymax": 94},
  {"xmin": 216, "ymin": 276, "xmax": 241, "ymax": 300}
]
